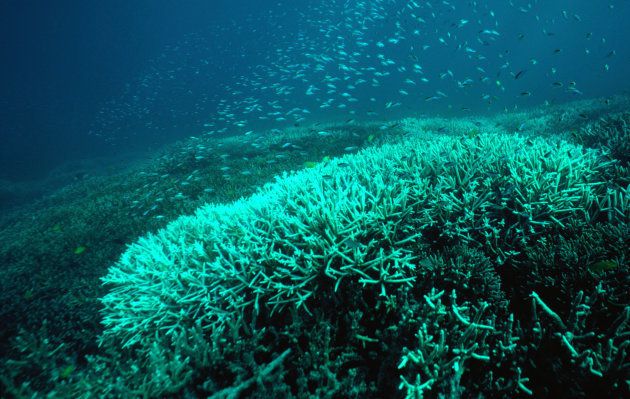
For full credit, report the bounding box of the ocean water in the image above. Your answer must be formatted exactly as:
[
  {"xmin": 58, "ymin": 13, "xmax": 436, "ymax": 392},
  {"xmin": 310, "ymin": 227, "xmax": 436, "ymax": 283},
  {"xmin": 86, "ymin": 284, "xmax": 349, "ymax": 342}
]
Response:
[{"xmin": 0, "ymin": 1, "xmax": 628, "ymax": 398}]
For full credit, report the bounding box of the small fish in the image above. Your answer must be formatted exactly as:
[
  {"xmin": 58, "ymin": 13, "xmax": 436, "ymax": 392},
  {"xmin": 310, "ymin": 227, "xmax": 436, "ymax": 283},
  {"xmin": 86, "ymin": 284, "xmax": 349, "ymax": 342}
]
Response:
[
  {"xmin": 514, "ymin": 70, "xmax": 526, "ymax": 79},
  {"xmin": 588, "ymin": 260, "xmax": 618, "ymax": 274},
  {"xmin": 343, "ymin": 238, "xmax": 362, "ymax": 250},
  {"xmin": 60, "ymin": 365, "xmax": 76, "ymax": 379}
]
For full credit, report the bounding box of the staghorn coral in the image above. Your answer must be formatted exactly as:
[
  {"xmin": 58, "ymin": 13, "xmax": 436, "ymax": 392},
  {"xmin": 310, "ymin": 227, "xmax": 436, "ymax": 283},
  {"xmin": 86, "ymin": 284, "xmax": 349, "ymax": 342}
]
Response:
[
  {"xmin": 575, "ymin": 112, "xmax": 630, "ymax": 166},
  {"xmin": 97, "ymin": 132, "xmax": 628, "ymax": 398}
]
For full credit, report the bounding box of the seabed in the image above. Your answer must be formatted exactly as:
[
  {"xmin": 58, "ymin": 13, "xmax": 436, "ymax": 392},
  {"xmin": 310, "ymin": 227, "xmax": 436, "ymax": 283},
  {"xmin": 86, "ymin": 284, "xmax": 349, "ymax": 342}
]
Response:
[{"xmin": 0, "ymin": 95, "xmax": 628, "ymax": 398}]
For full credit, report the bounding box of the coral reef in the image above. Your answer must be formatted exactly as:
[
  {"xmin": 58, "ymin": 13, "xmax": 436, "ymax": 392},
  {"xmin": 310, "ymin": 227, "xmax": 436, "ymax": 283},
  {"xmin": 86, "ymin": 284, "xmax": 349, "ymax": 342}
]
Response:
[
  {"xmin": 98, "ymin": 133, "xmax": 628, "ymax": 397},
  {"xmin": 575, "ymin": 112, "xmax": 630, "ymax": 166},
  {"xmin": 0, "ymin": 97, "xmax": 628, "ymax": 398}
]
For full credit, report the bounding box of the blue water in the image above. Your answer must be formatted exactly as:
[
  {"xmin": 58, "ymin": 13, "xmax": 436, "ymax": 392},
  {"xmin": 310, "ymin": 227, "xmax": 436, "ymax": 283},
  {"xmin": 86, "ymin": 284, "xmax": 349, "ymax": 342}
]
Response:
[{"xmin": 1, "ymin": 0, "xmax": 628, "ymax": 182}]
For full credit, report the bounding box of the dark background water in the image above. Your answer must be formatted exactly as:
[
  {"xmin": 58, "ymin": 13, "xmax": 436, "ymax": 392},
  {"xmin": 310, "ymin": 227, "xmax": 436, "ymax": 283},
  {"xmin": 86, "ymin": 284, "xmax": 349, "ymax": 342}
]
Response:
[
  {"xmin": 1, "ymin": 0, "xmax": 629, "ymax": 186},
  {"xmin": 0, "ymin": 0, "xmax": 271, "ymax": 182}
]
